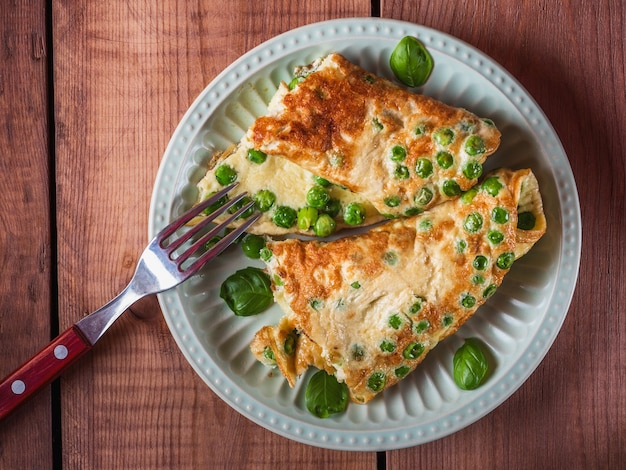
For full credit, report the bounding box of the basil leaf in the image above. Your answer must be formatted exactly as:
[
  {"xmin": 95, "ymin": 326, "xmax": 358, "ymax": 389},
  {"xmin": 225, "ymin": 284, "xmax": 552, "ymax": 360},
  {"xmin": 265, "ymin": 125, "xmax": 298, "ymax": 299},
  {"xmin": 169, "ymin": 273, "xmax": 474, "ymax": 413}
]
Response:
[
  {"xmin": 219, "ymin": 267, "xmax": 273, "ymax": 316},
  {"xmin": 453, "ymin": 338, "xmax": 489, "ymax": 390},
  {"xmin": 305, "ymin": 369, "xmax": 349, "ymax": 418},
  {"xmin": 390, "ymin": 36, "xmax": 434, "ymax": 87}
]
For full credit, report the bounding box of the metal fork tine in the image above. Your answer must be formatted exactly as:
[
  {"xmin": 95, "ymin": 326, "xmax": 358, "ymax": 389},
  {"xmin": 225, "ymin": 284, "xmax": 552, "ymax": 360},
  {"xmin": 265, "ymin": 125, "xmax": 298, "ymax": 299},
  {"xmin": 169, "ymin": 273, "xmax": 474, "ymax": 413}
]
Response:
[
  {"xmin": 185, "ymin": 210, "xmax": 262, "ymax": 274},
  {"xmin": 175, "ymin": 199, "xmax": 257, "ymax": 269},
  {"xmin": 158, "ymin": 182, "xmax": 238, "ymax": 241},
  {"xmin": 164, "ymin": 191, "xmax": 250, "ymax": 255}
]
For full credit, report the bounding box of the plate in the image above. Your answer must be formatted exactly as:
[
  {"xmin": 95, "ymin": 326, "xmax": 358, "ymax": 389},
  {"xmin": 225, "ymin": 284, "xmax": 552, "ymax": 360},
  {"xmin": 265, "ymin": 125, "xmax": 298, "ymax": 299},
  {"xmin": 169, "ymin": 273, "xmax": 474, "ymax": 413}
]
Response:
[{"xmin": 148, "ymin": 18, "xmax": 581, "ymax": 450}]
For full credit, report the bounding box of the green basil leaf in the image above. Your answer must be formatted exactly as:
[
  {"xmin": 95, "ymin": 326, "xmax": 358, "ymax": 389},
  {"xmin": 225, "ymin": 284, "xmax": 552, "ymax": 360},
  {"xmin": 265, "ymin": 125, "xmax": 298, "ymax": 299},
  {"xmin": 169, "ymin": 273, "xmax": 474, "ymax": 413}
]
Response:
[
  {"xmin": 453, "ymin": 338, "xmax": 489, "ymax": 390},
  {"xmin": 390, "ymin": 36, "xmax": 434, "ymax": 87},
  {"xmin": 305, "ymin": 369, "xmax": 349, "ymax": 418},
  {"xmin": 219, "ymin": 267, "xmax": 273, "ymax": 316}
]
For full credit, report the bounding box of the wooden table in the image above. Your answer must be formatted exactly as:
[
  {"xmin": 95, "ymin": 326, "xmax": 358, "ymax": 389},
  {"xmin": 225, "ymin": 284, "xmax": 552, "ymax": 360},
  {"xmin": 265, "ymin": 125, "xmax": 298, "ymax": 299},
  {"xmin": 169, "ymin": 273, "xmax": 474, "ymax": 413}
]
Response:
[{"xmin": 1, "ymin": 1, "xmax": 624, "ymax": 468}]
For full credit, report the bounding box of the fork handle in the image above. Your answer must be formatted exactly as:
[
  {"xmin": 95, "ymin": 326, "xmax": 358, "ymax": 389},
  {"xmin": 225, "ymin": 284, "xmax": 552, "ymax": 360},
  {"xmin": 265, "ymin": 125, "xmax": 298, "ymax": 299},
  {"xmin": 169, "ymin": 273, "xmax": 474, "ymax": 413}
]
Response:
[{"xmin": 0, "ymin": 325, "xmax": 92, "ymax": 420}]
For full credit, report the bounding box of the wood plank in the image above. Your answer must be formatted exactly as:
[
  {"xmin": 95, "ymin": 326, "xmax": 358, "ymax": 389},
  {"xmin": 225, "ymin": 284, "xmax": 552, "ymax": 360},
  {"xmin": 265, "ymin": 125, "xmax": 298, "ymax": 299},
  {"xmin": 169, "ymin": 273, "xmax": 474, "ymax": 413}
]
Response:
[
  {"xmin": 52, "ymin": 1, "xmax": 377, "ymax": 468},
  {"xmin": 382, "ymin": 0, "xmax": 625, "ymax": 468},
  {"xmin": 0, "ymin": 1, "xmax": 53, "ymax": 468}
]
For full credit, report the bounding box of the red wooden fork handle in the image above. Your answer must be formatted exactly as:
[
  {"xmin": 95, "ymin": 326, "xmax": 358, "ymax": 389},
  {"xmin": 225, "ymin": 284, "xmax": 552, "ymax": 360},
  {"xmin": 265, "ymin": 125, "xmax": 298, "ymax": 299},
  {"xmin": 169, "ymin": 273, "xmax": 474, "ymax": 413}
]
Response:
[{"xmin": 0, "ymin": 326, "xmax": 92, "ymax": 420}]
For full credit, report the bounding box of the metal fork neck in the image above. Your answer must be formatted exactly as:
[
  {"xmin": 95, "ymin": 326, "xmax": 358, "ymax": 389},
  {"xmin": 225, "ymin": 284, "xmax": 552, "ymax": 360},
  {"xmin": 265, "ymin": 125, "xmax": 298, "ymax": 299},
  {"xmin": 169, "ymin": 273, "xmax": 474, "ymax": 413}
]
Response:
[{"xmin": 74, "ymin": 282, "xmax": 144, "ymax": 346}]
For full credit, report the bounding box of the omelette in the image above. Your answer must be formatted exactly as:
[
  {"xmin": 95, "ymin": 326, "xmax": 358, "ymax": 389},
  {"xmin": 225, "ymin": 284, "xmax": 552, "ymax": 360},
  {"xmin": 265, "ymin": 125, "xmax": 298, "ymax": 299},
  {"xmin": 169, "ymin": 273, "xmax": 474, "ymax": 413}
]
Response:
[
  {"xmin": 195, "ymin": 53, "xmax": 501, "ymax": 236},
  {"xmin": 250, "ymin": 168, "xmax": 546, "ymax": 403}
]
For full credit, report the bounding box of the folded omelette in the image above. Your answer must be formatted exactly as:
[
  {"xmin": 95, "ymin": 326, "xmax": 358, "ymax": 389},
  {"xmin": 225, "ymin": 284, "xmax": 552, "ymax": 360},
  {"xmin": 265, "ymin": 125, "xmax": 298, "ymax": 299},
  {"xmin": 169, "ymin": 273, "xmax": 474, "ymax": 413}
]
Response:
[
  {"xmin": 196, "ymin": 53, "xmax": 501, "ymax": 235},
  {"xmin": 251, "ymin": 168, "xmax": 546, "ymax": 403}
]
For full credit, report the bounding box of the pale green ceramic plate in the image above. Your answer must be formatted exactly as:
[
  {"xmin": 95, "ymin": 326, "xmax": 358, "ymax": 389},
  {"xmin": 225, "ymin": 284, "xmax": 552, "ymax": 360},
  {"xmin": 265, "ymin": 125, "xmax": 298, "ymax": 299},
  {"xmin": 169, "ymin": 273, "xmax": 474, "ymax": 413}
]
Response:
[{"xmin": 149, "ymin": 18, "xmax": 581, "ymax": 450}]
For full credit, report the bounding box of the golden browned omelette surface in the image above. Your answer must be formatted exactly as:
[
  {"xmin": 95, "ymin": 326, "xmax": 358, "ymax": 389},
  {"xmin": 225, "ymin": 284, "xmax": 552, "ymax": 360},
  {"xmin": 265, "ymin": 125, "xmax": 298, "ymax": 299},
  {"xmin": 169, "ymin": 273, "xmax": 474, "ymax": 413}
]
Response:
[
  {"xmin": 250, "ymin": 53, "xmax": 501, "ymax": 218},
  {"xmin": 251, "ymin": 168, "xmax": 546, "ymax": 403},
  {"xmin": 195, "ymin": 53, "xmax": 501, "ymax": 236}
]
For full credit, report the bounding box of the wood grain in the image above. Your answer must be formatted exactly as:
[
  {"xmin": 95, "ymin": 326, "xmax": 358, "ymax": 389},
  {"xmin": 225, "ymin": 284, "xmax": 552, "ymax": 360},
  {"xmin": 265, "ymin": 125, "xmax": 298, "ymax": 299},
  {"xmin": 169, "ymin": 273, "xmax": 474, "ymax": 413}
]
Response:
[
  {"xmin": 382, "ymin": 0, "xmax": 626, "ymax": 468},
  {"xmin": 0, "ymin": 1, "xmax": 53, "ymax": 468},
  {"xmin": 52, "ymin": 1, "xmax": 375, "ymax": 469}
]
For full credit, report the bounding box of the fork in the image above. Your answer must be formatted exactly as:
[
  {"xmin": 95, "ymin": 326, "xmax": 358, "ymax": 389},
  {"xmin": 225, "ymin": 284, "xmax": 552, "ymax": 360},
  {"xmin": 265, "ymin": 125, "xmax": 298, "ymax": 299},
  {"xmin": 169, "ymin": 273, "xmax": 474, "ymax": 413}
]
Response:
[{"xmin": 0, "ymin": 183, "xmax": 260, "ymax": 420}]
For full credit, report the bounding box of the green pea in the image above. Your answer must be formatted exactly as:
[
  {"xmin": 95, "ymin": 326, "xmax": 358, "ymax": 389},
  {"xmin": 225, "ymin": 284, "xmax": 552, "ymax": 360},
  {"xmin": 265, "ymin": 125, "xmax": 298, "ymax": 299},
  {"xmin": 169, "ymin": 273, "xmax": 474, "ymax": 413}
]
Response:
[
  {"xmin": 436, "ymin": 151, "xmax": 454, "ymax": 169},
  {"xmin": 388, "ymin": 314, "xmax": 402, "ymax": 329},
  {"xmin": 463, "ymin": 212, "xmax": 484, "ymax": 232},
  {"xmin": 362, "ymin": 74, "xmax": 376, "ymax": 84},
  {"xmin": 464, "ymin": 135, "xmax": 486, "ymax": 155},
  {"xmin": 351, "ymin": 344, "xmax": 365, "ymax": 361},
  {"xmin": 321, "ymin": 198, "xmax": 342, "ymax": 218},
  {"xmin": 390, "ymin": 145, "xmax": 407, "ymax": 162},
  {"xmin": 483, "ymin": 284, "xmax": 498, "ymax": 298},
  {"xmin": 461, "ymin": 293, "xmax": 476, "ymax": 308},
  {"xmin": 403, "ymin": 342, "xmax": 425, "ymax": 360},
  {"xmin": 463, "ymin": 161, "xmax": 483, "ymax": 179},
  {"xmin": 384, "ymin": 195, "xmax": 401, "ymax": 207},
  {"xmin": 394, "ymin": 164, "xmax": 410, "ymax": 179},
  {"xmin": 372, "ymin": 117, "xmax": 384, "ymax": 131},
  {"xmin": 273, "ymin": 274, "xmax": 284, "ymax": 286},
  {"xmin": 409, "ymin": 296, "xmax": 425, "ymax": 314},
  {"xmin": 442, "ymin": 313, "xmax": 454, "ymax": 327},
  {"xmin": 203, "ymin": 235, "xmax": 222, "ymax": 250},
  {"xmin": 202, "ymin": 192, "xmax": 228, "ymax": 215},
  {"xmin": 367, "ymin": 372, "xmax": 387, "ymax": 392},
  {"xmin": 383, "ymin": 251, "xmax": 398, "ymax": 266},
  {"xmin": 253, "ymin": 189, "xmax": 276, "ymax": 212},
  {"xmin": 473, "ymin": 255, "xmax": 488, "ymax": 270},
  {"xmin": 492, "ymin": 207, "xmax": 510, "ymax": 224},
  {"xmin": 272, "ymin": 206, "xmax": 297, "ymax": 228},
  {"xmin": 288, "ymin": 75, "xmax": 306, "ymax": 90},
  {"xmin": 240, "ymin": 234, "xmax": 266, "ymax": 259},
  {"xmin": 496, "ymin": 252, "xmax": 515, "ymax": 269},
  {"xmin": 313, "ymin": 175, "xmax": 332, "ymax": 187},
  {"xmin": 414, "ymin": 319, "xmax": 430, "ymax": 334},
  {"xmin": 247, "ymin": 148, "xmax": 267, "ymax": 164},
  {"xmin": 456, "ymin": 239, "xmax": 468, "ymax": 253},
  {"xmin": 309, "ymin": 298, "xmax": 323, "ymax": 310},
  {"xmin": 228, "ymin": 196, "xmax": 254, "ymax": 219},
  {"xmin": 415, "ymin": 187, "xmax": 434, "ymax": 206},
  {"xmin": 419, "ymin": 219, "xmax": 432, "ymax": 232},
  {"xmin": 215, "ymin": 164, "xmax": 237, "ymax": 185},
  {"xmin": 415, "ymin": 158, "xmax": 433, "ymax": 178},
  {"xmin": 471, "ymin": 274, "xmax": 485, "ymax": 285},
  {"xmin": 442, "ymin": 180, "xmax": 462, "ymax": 197},
  {"xmin": 259, "ymin": 247, "xmax": 272, "ymax": 262},
  {"xmin": 460, "ymin": 121, "xmax": 476, "ymax": 132},
  {"xmin": 395, "ymin": 365, "xmax": 411, "ymax": 379},
  {"xmin": 433, "ymin": 127, "xmax": 454, "ymax": 146},
  {"xmin": 461, "ymin": 187, "xmax": 479, "ymax": 204},
  {"xmin": 351, "ymin": 281, "xmax": 361, "ymax": 289},
  {"xmin": 487, "ymin": 230, "xmax": 504, "ymax": 245},
  {"xmin": 414, "ymin": 123, "xmax": 427, "ymax": 135},
  {"xmin": 404, "ymin": 207, "xmax": 422, "ymax": 216},
  {"xmin": 481, "ymin": 176, "xmax": 503, "ymax": 196},
  {"xmin": 343, "ymin": 202, "xmax": 366, "ymax": 226},
  {"xmin": 380, "ymin": 340, "xmax": 396, "ymax": 353},
  {"xmin": 284, "ymin": 332, "xmax": 297, "ymax": 355},
  {"xmin": 297, "ymin": 206, "xmax": 319, "ymax": 230},
  {"xmin": 263, "ymin": 346, "xmax": 276, "ymax": 363},
  {"xmin": 517, "ymin": 211, "xmax": 537, "ymax": 230},
  {"xmin": 306, "ymin": 185, "xmax": 330, "ymax": 209},
  {"xmin": 313, "ymin": 213, "xmax": 336, "ymax": 237},
  {"xmin": 483, "ymin": 118, "xmax": 495, "ymax": 126}
]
